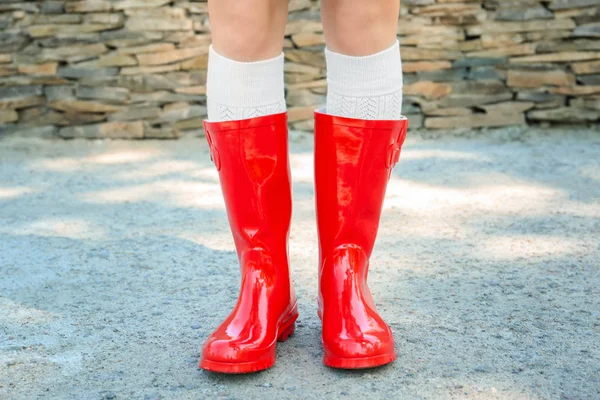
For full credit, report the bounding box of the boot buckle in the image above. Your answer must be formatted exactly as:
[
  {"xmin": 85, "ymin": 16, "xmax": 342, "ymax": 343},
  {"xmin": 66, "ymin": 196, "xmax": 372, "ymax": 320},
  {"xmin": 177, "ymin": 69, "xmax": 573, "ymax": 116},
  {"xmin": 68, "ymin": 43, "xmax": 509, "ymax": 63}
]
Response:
[
  {"xmin": 386, "ymin": 143, "xmax": 402, "ymax": 169},
  {"xmin": 385, "ymin": 124, "xmax": 408, "ymax": 169},
  {"xmin": 205, "ymin": 130, "xmax": 221, "ymax": 171}
]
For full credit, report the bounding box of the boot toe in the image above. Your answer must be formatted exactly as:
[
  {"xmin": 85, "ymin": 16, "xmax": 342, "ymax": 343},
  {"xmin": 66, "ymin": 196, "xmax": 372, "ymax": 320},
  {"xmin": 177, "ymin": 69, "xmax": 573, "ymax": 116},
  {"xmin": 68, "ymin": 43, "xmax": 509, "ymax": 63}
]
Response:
[
  {"xmin": 322, "ymin": 324, "xmax": 396, "ymax": 369},
  {"xmin": 201, "ymin": 334, "xmax": 271, "ymax": 364}
]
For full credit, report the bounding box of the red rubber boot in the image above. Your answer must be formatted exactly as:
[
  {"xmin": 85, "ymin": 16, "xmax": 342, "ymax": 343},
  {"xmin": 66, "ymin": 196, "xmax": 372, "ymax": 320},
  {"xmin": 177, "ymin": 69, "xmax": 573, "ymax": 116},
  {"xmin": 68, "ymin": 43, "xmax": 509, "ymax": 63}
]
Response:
[
  {"xmin": 199, "ymin": 112, "xmax": 298, "ymax": 374},
  {"xmin": 314, "ymin": 109, "xmax": 408, "ymax": 369}
]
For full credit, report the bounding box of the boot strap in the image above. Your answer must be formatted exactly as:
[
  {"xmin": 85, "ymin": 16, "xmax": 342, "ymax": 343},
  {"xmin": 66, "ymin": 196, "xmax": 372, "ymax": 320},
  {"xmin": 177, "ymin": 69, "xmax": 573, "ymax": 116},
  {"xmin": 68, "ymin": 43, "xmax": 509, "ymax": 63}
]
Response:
[{"xmin": 385, "ymin": 123, "xmax": 408, "ymax": 170}]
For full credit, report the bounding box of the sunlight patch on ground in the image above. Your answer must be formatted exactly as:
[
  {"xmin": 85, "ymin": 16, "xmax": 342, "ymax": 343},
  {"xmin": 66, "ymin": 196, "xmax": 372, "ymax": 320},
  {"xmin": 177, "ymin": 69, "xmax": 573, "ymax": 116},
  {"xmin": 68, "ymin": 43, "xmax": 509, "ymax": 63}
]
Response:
[
  {"xmin": 289, "ymin": 153, "xmax": 314, "ymax": 183},
  {"xmin": 177, "ymin": 230, "xmax": 235, "ymax": 252},
  {"xmin": 401, "ymin": 148, "xmax": 492, "ymax": 162},
  {"xmin": 0, "ymin": 186, "xmax": 35, "ymax": 200},
  {"xmin": 87, "ymin": 149, "xmax": 163, "ymax": 165},
  {"xmin": 0, "ymin": 218, "xmax": 105, "ymax": 240},
  {"xmin": 113, "ymin": 160, "xmax": 214, "ymax": 181},
  {"xmin": 0, "ymin": 297, "xmax": 57, "ymax": 325},
  {"xmin": 28, "ymin": 149, "xmax": 163, "ymax": 172},
  {"xmin": 79, "ymin": 180, "xmax": 224, "ymax": 209},
  {"xmin": 477, "ymin": 234, "xmax": 587, "ymax": 261},
  {"xmin": 385, "ymin": 177, "xmax": 560, "ymax": 216},
  {"xmin": 579, "ymin": 164, "xmax": 600, "ymax": 182}
]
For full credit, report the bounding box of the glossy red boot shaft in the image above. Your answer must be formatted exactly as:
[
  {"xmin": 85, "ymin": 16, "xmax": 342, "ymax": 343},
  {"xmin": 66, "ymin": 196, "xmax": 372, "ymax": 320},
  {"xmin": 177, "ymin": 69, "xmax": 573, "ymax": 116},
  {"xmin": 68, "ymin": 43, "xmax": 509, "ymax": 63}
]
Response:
[
  {"xmin": 200, "ymin": 113, "xmax": 298, "ymax": 374},
  {"xmin": 314, "ymin": 109, "xmax": 408, "ymax": 369}
]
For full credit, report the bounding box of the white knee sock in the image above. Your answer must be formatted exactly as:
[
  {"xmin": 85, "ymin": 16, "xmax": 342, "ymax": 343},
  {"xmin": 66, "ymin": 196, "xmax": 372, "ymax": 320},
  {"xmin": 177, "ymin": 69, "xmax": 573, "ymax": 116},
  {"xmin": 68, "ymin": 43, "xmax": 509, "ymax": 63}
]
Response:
[
  {"xmin": 325, "ymin": 40, "xmax": 403, "ymax": 120},
  {"xmin": 206, "ymin": 45, "xmax": 287, "ymax": 122}
]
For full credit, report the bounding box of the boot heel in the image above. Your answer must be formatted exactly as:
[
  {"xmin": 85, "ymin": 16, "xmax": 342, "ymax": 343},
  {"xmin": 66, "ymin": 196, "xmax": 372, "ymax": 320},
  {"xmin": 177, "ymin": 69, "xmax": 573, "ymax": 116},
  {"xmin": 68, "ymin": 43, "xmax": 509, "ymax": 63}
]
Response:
[{"xmin": 277, "ymin": 321, "xmax": 295, "ymax": 342}]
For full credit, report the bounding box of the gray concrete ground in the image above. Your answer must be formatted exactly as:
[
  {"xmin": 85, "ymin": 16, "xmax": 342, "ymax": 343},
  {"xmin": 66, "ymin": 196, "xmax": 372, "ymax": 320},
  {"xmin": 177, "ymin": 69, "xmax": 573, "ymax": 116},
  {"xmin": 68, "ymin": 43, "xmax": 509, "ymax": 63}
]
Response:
[{"xmin": 0, "ymin": 128, "xmax": 599, "ymax": 400}]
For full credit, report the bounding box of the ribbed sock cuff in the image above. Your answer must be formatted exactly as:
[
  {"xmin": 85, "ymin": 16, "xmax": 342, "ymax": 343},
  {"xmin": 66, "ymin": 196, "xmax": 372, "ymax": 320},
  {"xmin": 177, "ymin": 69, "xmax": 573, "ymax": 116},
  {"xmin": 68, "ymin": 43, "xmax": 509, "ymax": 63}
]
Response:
[
  {"xmin": 206, "ymin": 45, "xmax": 286, "ymax": 109},
  {"xmin": 325, "ymin": 40, "xmax": 403, "ymax": 98}
]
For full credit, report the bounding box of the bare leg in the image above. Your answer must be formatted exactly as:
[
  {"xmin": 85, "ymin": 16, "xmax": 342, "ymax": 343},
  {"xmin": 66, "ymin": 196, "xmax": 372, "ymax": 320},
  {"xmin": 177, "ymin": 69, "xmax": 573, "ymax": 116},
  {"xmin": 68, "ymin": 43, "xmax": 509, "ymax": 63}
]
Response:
[
  {"xmin": 208, "ymin": 0, "xmax": 288, "ymax": 61},
  {"xmin": 206, "ymin": 0, "xmax": 289, "ymax": 121},
  {"xmin": 320, "ymin": 0, "xmax": 400, "ymax": 56}
]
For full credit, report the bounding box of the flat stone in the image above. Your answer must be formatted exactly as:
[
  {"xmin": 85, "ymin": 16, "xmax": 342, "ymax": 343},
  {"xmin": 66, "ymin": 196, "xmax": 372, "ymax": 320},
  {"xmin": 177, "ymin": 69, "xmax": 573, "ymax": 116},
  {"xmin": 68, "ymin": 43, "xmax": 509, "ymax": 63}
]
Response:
[
  {"xmin": 143, "ymin": 123, "xmax": 180, "ymax": 139},
  {"xmin": 39, "ymin": 1, "xmax": 63, "ymax": 13},
  {"xmin": 467, "ymin": 44, "xmax": 537, "ymax": 58},
  {"xmin": 174, "ymin": 117, "xmax": 205, "ymax": 130},
  {"xmin": 573, "ymin": 23, "xmax": 600, "ymax": 38},
  {"xmin": 0, "ymin": 85, "xmax": 45, "ymax": 109},
  {"xmin": 38, "ymin": 44, "xmax": 108, "ymax": 62},
  {"xmin": 76, "ymin": 86, "xmax": 130, "ymax": 103},
  {"xmin": 425, "ymin": 112, "xmax": 525, "ymax": 129},
  {"xmin": 494, "ymin": 6, "xmax": 553, "ymax": 21},
  {"xmin": 550, "ymin": 85, "xmax": 600, "ymax": 95},
  {"xmin": 403, "ymin": 61, "xmax": 452, "ymax": 73},
  {"xmin": 468, "ymin": 66, "xmax": 503, "ymax": 80},
  {"xmin": 437, "ymin": 92, "xmax": 514, "ymax": 108},
  {"xmin": 411, "ymin": 3, "xmax": 481, "ymax": 16},
  {"xmin": 153, "ymin": 104, "xmax": 206, "ymax": 123},
  {"xmin": 108, "ymin": 106, "xmax": 162, "ymax": 121},
  {"xmin": 417, "ymin": 68, "xmax": 468, "ymax": 82},
  {"xmin": 578, "ymin": 74, "xmax": 600, "ymax": 85},
  {"xmin": 58, "ymin": 66, "xmax": 119, "ymax": 79},
  {"xmin": 527, "ymin": 107, "xmax": 600, "ymax": 121},
  {"xmin": 0, "ymin": 109, "xmax": 18, "ymax": 123},
  {"xmin": 117, "ymin": 43, "xmax": 175, "ymax": 55},
  {"xmin": 60, "ymin": 111, "xmax": 108, "ymax": 125},
  {"xmin": 17, "ymin": 63, "xmax": 58, "ymax": 76},
  {"xmin": 102, "ymin": 30, "xmax": 163, "ymax": 48},
  {"xmin": 286, "ymin": 90, "xmax": 325, "ymax": 107},
  {"xmin": 113, "ymin": 0, "xmax": 172, "ymax": 9},
  {"xmin": 180, "ymin": 55, "xmax": 209, "ymax": 70},
  {"xmin": 291, "ymin": 119, "xmax": 315, "ymax": 131},
  {"xmin": 572, "ymin": 60, "xmax": 600, "ymax": 75},
  {"xmin": 404, "ymin": 81, "xmax": 453, "ymax": 100},
  {"xmin": 49, "ymin": 99, "xmax": 121, "ymax": 113},
  {"xmin": 511, "ymin": 52, "xmax": 600, "ymax": 64},
  {"xmin": 45, "ymin": 85, "xmax": 75, "ymax": 101},
  {"xmin": 402, "ymin": 47, "xmax": 462, "ymax": 61},
  {"xmin": 120, "ymin": 64, "xmax": 180, "ymax": 76},
  {"xmin": 59, "ymin": 121, "xmax": 144, "ymax": 139},
  {"xmin": 0, "ymin": 125, "xmax": 57, "ymax": 137},
  {"xmin": 126, "ymin": 17, "xmax": 193, "ymax": 31},
  {"xmin": 452, "ymin": 80, "xmax": 509, "ymax": 95},
  {"xmin": 467, "ymin": 19, "xmax": 575, "ymax": 35},
  {"xmin": 64, "ymin": 1, "xmax": 112, "ymax": 13},
  {"xmin": 508, "ymin": 69, "xmax": 576, "ymax": 88},
  {"xmin": 571, "ymin": 96, "xmax": 600, "ymax": 110},
  {"xmin": 406, "ymin": 113, "xmax": 424, "ymax": 129},
  {"xmin": 173, "ymin": 86, "xmax": 206, "ymax": 95},
  {"xmin": 423, "ymin": 107, "xmax": 473, "ymax": 116},
  {"xmin": 33, "ymin": 14, "xmax": 82, "ymax": 24},
  {"xmin": 453, "ymin": 58, "xmax": 507, "ymax": 68},
  {"xmin": 285, "ymin": 50, "xmax": 325, "ymax": 68},
  {"xmin": 0, "ymin": 66, "xmax": 16, "ymax": 77},
  {"xmin": 28, "ymin": 23, "xmax": 118, "ymax": 38},
  {"xmin": 287, "ymin": 106, "xmax": 315, "ymax": 122},
  {"xmin": 291, "ymin": 33, "xmax": 325, "ymax": 47},
  {"xmin": 549, "ymin": 0, "xmax": 600, "ymax": 10},
  {"xmin": 516, "ymin": 90, "xmax": 565, "ymax": 104},
  {"xmin": 479, "ymin": 101, "xmax": 535, "ymax": 114},
  {"xmin": 137, "ymin": 47, "xmax": 207, "ymax": 66}
]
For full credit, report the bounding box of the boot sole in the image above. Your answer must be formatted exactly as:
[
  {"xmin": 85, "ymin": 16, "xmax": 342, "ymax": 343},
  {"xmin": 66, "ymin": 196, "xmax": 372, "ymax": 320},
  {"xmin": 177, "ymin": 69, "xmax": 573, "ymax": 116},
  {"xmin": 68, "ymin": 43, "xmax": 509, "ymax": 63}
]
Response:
[
  {"xmin": 323, "ymin": 351, "xmax": 396, "ymax": 369},
  {"xmin": 199, "ymin": 303, "xmax": 298, "ymax": 374}
]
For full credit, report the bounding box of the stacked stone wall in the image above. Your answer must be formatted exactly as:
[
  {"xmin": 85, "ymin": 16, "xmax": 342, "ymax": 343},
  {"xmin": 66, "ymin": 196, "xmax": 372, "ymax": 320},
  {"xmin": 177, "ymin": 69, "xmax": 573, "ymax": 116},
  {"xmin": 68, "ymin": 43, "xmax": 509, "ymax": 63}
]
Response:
[{"xmin": 0, "ymin": 0, "xmax": 599, "ymax": 138}]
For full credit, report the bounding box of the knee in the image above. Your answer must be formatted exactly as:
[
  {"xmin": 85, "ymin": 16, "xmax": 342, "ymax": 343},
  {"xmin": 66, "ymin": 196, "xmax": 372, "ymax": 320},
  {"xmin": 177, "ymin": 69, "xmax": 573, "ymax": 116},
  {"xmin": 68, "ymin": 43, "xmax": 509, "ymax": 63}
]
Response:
[
  {"xmin": 322, "ymin": 0, "xmax": 399, "ymax": 55},
  {"xmin": 210, "ymin": 0, "xmax": 287, "ymax": 61}
]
